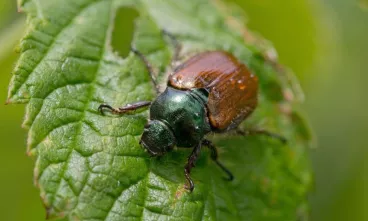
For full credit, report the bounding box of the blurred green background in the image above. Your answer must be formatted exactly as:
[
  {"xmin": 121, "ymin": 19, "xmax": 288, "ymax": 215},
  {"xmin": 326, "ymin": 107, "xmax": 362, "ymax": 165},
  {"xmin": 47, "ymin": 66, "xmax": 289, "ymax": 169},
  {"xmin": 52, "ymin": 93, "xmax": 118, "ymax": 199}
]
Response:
[{"xmin": 0, "ymin": 0, "xmax": 366, "ymax": 220}]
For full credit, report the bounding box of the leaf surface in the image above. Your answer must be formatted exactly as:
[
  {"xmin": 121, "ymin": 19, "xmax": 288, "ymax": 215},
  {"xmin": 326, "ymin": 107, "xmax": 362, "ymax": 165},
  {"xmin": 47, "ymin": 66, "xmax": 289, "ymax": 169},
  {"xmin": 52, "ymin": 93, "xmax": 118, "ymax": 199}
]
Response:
[{"xmin": 8, "ymin": 0, "xmax": 312, "ymax": 220}]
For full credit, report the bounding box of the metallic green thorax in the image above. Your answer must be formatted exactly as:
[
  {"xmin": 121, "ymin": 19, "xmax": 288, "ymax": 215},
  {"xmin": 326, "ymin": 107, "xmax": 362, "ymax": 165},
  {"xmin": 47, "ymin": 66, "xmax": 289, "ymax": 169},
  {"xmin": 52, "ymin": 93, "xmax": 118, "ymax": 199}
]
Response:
[{"xmin": 140, "ymin": 87, "xmax": 211, "ymax": 155}]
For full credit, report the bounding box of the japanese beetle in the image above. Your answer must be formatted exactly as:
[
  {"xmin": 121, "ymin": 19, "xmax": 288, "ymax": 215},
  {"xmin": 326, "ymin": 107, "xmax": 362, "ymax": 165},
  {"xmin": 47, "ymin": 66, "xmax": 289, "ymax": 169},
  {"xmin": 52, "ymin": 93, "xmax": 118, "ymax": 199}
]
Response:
[{"xmin": 99, "ymin": 34, "xmax": 285, "ymax": 192}]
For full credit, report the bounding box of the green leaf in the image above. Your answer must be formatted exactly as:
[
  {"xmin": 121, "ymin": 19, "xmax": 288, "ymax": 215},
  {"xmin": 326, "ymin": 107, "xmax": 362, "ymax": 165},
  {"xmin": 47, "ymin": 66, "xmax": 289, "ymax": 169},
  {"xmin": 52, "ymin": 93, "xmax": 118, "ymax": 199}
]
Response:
[{"xmin": 7, "ymin": 0, "xmax": 312, "ymax": 220}]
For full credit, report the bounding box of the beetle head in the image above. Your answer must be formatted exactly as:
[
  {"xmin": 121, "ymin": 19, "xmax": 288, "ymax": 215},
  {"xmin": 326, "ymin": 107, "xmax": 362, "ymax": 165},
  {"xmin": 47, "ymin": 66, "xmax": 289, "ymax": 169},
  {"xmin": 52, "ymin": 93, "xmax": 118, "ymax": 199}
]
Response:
[{"xmin": 140, "ymin": 120, "xmax": 176, "ymax": 156}]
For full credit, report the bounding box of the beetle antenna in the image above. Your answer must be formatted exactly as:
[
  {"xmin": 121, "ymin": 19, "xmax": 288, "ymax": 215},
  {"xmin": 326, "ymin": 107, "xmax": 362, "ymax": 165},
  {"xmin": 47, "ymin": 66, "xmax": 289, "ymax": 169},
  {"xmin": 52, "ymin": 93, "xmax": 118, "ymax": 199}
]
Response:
[
  {"xmin": 161, "ymin": 30, "xmax": 182, "ymax": 67},
  {"xmin": 131, "ymin": 46, "xmax": 160, "ymax": 94}
]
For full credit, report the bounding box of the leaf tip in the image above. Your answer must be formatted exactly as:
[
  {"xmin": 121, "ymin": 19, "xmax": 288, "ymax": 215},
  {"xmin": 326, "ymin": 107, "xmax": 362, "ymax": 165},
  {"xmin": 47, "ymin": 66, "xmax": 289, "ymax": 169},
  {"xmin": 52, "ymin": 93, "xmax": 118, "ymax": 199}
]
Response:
[
  {"xmin": 26, "ymin": 135, "xmax": 36, "ymax": 156},
  {"xmin": 39, "ymin": 193, "xmax": 53, "ymax": 220},
  {"xmin": 16, "ymin": 3, "xmax": 23, "ymax": 13},
  {"xmin": 6, "ymin": 85, "xmax": 17, "ymax": 104},
  {"xmin": 26, "ymin": 149, "xmax": 35, "ymax": 157},
  {"xmin": 45, "ymin": 205, "xmax": 53, "ymax": 220},
  {"xmin": 42, "ymin": 200, "xmax": 65, "ymax": 220},
  {"xmin": 5, "ymin": 96, "xmax": 15, "ymax": 105},
  {"xmin": 16, "ymin": 0, "xmax": 26, "ymax": 13},
  {"xmin": 45, "ymin": 209, "xmax": 52, "ymax": 220},
  {"xmin": 283, "ymin": 88, "xmax": 295, "ymax": 102}
]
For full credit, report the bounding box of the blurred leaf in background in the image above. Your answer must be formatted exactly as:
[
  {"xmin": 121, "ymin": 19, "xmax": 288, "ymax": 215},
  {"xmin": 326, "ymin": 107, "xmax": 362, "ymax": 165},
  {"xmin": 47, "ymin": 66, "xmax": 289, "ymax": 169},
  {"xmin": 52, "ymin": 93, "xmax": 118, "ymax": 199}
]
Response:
[
  {"xmin": 303, "ymin": 0, "xmax": 368, "ymax": 220},
  {"xmin": 232, "ymin": 1, "xmax": 367, "ymax": 221},
  {"xmin": 0, "ymin": 0, "xmax": 45, "ymax": 220},
  {"xmin": 0, "ymin": 0, "xmax": 366, "ymax": 220},
  {"xmin": 230, "ymin": 0, "xmax": 368, "ymax": 220},
  {"xmin": 226, "ymin": 0, "xmax": 318, "ymax": 81},
  {"xmin": 360, "ymin": 0, "xmax": 368, "ymax": 10}
]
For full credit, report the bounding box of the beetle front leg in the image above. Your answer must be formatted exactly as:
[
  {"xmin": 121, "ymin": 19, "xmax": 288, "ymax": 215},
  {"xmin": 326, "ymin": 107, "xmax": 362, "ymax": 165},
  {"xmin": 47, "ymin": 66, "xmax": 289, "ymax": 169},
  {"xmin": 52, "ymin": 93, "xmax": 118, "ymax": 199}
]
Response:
[
  {"xmin": 184, "ymin": 143, "xmax": 202, "ymax": 192},
  {"xmin": 202, "ymin": 139, "xmax": 234, "ymax": 181},
  {"xmin": 236, "ymin": 128, "xmax": 287, "ymax": 144},
  {"xmin": 98, "ymin": 101, "xmax": 151, "ymax": 115}
]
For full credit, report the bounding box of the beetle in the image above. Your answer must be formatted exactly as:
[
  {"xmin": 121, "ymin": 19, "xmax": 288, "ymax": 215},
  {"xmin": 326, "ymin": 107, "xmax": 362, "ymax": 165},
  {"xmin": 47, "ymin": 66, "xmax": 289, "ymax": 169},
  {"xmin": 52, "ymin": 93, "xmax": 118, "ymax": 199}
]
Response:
[{"xmin": 99, "ymin": 35, "xmax": 285, "ymax": 192}]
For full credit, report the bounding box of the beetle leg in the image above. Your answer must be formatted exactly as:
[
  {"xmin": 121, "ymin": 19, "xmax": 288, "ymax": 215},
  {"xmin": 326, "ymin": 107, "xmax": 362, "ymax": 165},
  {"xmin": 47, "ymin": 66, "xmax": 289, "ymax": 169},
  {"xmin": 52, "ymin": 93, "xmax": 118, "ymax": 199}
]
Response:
[
  {"xmin": 98, "ymin": 101, "xmax": 151, "ymax": 115},
  {"xmin": 236, "ymin": 129, "xmax": 287, "ymax": 144},
  {"xmin": 162, "ymin": 30, "xmax": 182, "ymax": 67},
  {"xmin": 202, "ymin": 139, "xmax": 234, "ymax": 181},
  {"xmin": 130, "ymin": 47, "xmax": 160, "ymax": 94},
  {"xmin": 184, "ymin": 143, "xmax": 202, "ymax": 192}
]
